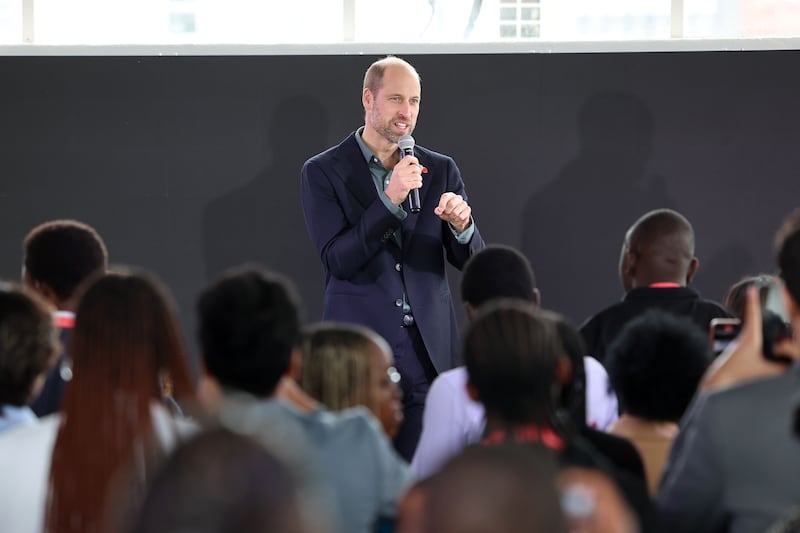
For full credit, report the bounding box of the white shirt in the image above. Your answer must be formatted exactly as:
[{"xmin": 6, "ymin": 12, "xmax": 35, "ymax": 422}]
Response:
[
  {"xmin": 411, "ymin": 356, "xmax": 618, "ymax": 479},
  {"xmin": 0, "ymin": 405, "xmax": 194, "ymax": 533}
]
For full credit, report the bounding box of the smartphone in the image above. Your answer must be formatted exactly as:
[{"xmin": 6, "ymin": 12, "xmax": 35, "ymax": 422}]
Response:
[{"xmin": 710, "ymin": 317, "xmax": 742, "ymax": 358}]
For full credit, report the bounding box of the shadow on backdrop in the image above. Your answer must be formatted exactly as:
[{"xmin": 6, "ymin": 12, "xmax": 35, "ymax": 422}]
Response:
[
  {"xmin": 696, "ymin": 241, "xmax": 756, "ymax": 305},
  {"xmin": 202, "ymin": 94, "xmax": 329, "ymax": 322},
  {"xmin": 522, "ymin": 90, "xmax": 675, "ymax": 325}
]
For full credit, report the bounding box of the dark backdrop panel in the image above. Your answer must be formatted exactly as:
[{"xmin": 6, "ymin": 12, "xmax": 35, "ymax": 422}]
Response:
[{"xmin": 1, "ymin": 51, "xmax": 798, "ymax": 367}]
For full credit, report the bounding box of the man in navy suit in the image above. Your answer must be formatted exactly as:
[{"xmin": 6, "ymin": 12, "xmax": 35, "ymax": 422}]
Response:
[{"xmin": 301, "ymin": 56, "xmax": 485, "ymax": 460}]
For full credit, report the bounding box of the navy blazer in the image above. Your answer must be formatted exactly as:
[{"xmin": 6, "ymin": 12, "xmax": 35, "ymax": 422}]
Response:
[{"xmin": 301, "ymin": 132, "xmax": 485, "ymax": 373}]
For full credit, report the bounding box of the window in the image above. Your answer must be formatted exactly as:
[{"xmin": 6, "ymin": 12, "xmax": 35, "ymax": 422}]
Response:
[{"xmin": 3, "ymin": 0, "xmax": 800, "ymax": 46}]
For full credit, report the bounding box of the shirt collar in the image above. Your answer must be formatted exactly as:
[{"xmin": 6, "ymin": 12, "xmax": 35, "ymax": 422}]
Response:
[{"xmin": 354, "ymin": 126, "xmax": 376, "ymax": 165}]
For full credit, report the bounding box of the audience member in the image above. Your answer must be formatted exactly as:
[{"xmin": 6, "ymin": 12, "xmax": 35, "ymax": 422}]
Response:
[
  {"xmin": 0, "ymin": 269, "xmax": 196, "ymax": 533},
  {"xmin": 299, "ymin": 322, "xmax": 403, "ymax": 439},
  {"xmin": 22, "ymin": 219, "xmax": 108, "ymax": 416},
  {"xmin": 723, "ymin": 273, "xmax": 778, "ymax": 319},
  {"xmin": 412, "ymin": 244, "xmax": 627, "ymax": 480},
  {"xmin": 196, "ymin": 265, "xmax": 412, "ymax": 533},
  {"xmin": 424, "ymin": 444, "xmax": 568, "ymax": 533},
  {"xmin": 580, "ymin": 208, "xmax": 731, "ymax": 364},
  {"xmin": 605, "ymin": 309, "xmax": 710, "ymax": 494},
  {"xmin": 657, "ymin": 209, "xmax": 800, "ymax": 532},
  {"xmin": 462, "ymin": 300, "xmax": 652, "ymax": 531},
  {"xmin": 128, "ymin": 427, "xmax": 316, "ymax": 533},
  {"xmin": 0, "ymin": 283, "xmax": 60, "ymax": 433}
]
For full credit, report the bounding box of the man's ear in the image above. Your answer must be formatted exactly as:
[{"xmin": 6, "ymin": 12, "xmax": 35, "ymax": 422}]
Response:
[
  {"xmin": 286, "ymin": 348, "xmax": 303, "ymax": 380},
  {"xmin": 362, "ymin": 87, "xmax": 373, "ymax": 110},
  {"xmin": 24, "ymin": 273, "xmax": 58, "ymax": 305},
  {"xmin": 531, "ymin": 288, "xmax": 541, "ymax": 309},
  {"xmin": 465, "ymin": 378, "xmax": 480, "ymax": 403},
  {"xmin": 686, "ymin": 257, "xmax": 699, "ymax": 285},
  {"xmin": 619, "ymin": 248, "xmax": 637, "ymax": 291}
]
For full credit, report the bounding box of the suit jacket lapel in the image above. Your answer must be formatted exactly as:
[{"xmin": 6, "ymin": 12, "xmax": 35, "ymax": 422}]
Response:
[{"xmin": 332, "ymin": 134, "xmax": 378, "ymax": 211}]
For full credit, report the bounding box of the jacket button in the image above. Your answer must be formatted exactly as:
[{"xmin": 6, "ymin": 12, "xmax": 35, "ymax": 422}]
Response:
[
  {"xmin": 395, "ymin": 299, "xmax": 403, "ymax": 307},
  {"xmin": 395, "ymin": 263, "xmax": 402, "ymax": 272}
]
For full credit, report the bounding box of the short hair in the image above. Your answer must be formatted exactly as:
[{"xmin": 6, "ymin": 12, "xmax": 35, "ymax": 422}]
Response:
[
  {"xmin": 299, "ymin": 322, "xmax": 384, "ymax": 412},
  {"xmin": 426, "ymin": 443, "xmax": 567, "ymax": 533},
  {"xmin": 460, "ymin": 245, "xmax": 537, "ymax": 307},
  {"xmin": 0, "ymin": 283, "xmax": 59, "ymax": 406},
  {"xmin": 605, "ymin": 309, "xmax": 710, "ymax": 422},
  {"xmin": 363, "ymin": 56, "xmax": 421, "ymax": 95},
  {"xmin": 129, "ymin": 427, "xmax": 310, "ymax": 533},
  {"xmin": 627, "ymin": 209, "xmax": 695, "ymax": 255},
  {"xmin": 197, "ymin": 266, "xmax": 303, "ymax": 397},
  {"xmin": 775, "ymin": 209, "xmax": 800, "ymax": 306},
  {"xmin": 23, "ymin": 220, "xmax": 108, "ymax": 301},
  {"xmin": 463, "ymin": 300, "xmax": 563, "ymax": 424}
]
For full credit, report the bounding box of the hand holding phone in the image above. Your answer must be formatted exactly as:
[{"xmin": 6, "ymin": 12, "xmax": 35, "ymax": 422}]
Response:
[{"xmin": 701, "ymin": 285, "xmax": 793, "ymax": 392}]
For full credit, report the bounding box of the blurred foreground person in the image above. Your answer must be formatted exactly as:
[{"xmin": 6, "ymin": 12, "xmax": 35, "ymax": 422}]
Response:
[
  {"xmin": 0, "ymin": 283, "xmax": 60, "ymax": 433},
  {"xmin": 424, "ymin": 444, "xmax": 567, "ymax": 533},
  {"xmin": 128, "ymin": 427, "xmax": 315, "ymax": 533},
  {"xmin": 0, "ymin": 269, "xmax": 196, "ymax": 533}
]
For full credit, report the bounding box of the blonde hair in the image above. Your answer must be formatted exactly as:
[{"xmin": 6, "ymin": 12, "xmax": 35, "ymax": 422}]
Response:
[{"xmin": 299, "ymin": 322, "xmax": 385, "ymax": 413}]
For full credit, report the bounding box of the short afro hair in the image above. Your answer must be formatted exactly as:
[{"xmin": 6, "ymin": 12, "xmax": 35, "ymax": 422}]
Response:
[
  {"xmin": 460, "ymin": 245, "xmax": 536, "ymax": 307},
  {"xmin": 24, "ymin": 220, "xmax": 108, "ymax": 301},
  {"xmin": 197, "ymin": 265, "xmax": 303, "ymax": 397},
  {"xmin": 605, "ymin": 309, "xmax": 709, "ymax": 422}
]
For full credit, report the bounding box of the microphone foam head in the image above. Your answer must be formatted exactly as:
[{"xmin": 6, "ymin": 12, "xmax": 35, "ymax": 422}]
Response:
[{"xmin": 398, "ymin": 135, "xmax": 415, "ymax": 151}]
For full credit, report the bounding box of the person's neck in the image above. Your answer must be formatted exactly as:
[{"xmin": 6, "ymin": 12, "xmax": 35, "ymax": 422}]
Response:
[
  {"xmin": 361, "ymin": 127, "xmax": 399, "ymax": 166},
  {"xmin": 610, "ymin": 413, "xmax": 678, "ymax": 439}
]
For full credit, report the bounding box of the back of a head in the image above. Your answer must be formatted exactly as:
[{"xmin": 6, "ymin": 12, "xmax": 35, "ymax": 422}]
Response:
[
  {"xmin": 197, "ymin": 265, "xmax": 302, "ymax": 397},
  {"xmin": 623, "ymin": 209, "xmax": 695, "ymax": 286},
  {"xmin": 0, "ymin": 283, "xmax": 58, "ymax": 408},
  {"xmin": 605, "ymin": 309, "xmax": 709, "ymax": 422},
  {"xmin": 425, "ymin": 444, "xmax": 567, "ymax": 533},
  {"xmin": 464, "ymin": 300, "xmax": 562, "ymax": 424},
  {"xmin": 69, "ymin": 269, "xmax": 193, "ymax": 403},
  {"xmin": 775, "ymin": 209, "xmax": 800, "ymax": 311},
  {"xmin": 23, "ymin": 219, "xmax": 108, "ymax": 304},
  {"xmin": 299, "ymin": 322, "xmax": 377, "ymax": 411},
  {"xmin": 724, "ymin": 273, "xmax": 778, "ymax": 320},
  {"xmin": 542, "ymin": 310, "xmax": 588, "ymax": 425},
  {"xmin": 129, "ymin": 427, "xmax": 311, "ymax": 533},
  {"xmin": 49, "ymin": 269, "xmax": 195, "ymax": 533},
  {"xmin": 460, "ymin": 244, "xmax": 537, "ymax": 308}
]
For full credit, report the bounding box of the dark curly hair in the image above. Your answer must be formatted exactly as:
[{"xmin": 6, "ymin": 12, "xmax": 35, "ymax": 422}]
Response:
[
  {"xmin": 0, "ymin": 283, "xmax": 59, "ymax": 406},
  {"xmin": 606, "ymin": 309, "xmax": 709, "ymax": 422},
  {"xmin": 197, "ymin": 265, "xmax": 303, "ymax": 397}
]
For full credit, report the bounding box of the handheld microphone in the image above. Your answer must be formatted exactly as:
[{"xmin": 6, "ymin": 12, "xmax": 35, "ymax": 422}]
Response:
[{"xmin": 398, "ymin": 134, "xmax": 420, "ymax": 213}]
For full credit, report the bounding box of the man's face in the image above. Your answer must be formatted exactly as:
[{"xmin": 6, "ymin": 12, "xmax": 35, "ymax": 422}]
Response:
[{"xmin": 364, "ymin": 65, "xmax": 421, "ymax": 145}]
